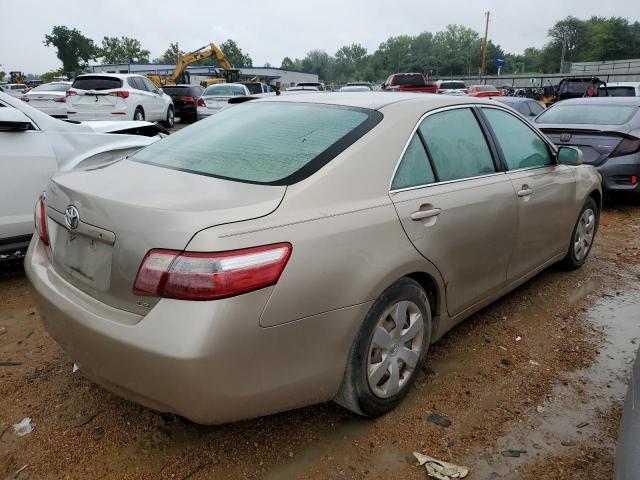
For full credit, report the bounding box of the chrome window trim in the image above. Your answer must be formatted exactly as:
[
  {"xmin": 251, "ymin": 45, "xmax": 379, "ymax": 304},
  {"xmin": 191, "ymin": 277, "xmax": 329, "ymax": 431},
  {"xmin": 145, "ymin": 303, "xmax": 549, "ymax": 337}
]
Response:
[
  {"xmin": 390, "ymin": 171, "xmax": 507, "ymax": 194},
  {"xmin": 388, "ymin": 103, "xmax": 502, "ymax": 193}
]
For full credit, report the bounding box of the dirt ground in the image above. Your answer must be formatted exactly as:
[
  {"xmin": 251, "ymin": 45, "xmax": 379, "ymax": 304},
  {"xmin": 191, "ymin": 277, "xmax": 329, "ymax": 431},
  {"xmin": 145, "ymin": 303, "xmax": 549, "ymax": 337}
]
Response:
[{"xmin": 1, "ymin": 199, "xmax": 639, "ymax": 480}]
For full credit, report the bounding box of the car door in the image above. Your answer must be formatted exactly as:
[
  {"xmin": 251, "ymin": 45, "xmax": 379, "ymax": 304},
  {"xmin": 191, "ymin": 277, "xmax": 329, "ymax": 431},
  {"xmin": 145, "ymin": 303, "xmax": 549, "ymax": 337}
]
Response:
[
  {"xmin": 479, "ymin": 106, "xmax": 577, "ymax": 282},
  {"xmin": 141, "ymin": 77, "xmax": 165, "ymax": 120},
  {"xmin": 389, "ymin": 106, "xmax": 518, "ymax": 317},
  {"xmin": 0, "ymin": 104, "xmax": 56, "ymax": 242}
]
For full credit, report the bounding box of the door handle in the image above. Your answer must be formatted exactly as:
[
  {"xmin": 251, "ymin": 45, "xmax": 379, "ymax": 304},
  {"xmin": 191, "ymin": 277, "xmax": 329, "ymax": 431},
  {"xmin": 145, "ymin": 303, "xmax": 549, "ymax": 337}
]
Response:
[
  {"xmin": 517, "ymin": 186, "xmax": 533, "ymax": 197},
  {"xmin": 410, "ymin": 208, "xmax": 442, "ymax": 221}
]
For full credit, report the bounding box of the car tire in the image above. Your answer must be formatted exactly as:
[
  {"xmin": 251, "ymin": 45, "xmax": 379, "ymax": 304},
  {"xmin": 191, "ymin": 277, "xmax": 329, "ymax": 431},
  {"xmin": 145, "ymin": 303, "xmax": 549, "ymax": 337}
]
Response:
[
  {"xmin": 335, "ymin": 277, "xmax": 432, "ymax": 417},
  {"xmin": 163, "ymin": 106, "xmax": 175, "ymax": 128},
  {"xmin": 560, "ymin": 197, "xmax": 598, "ymax": 270},
  {"xmin": 133, "ymin": 107, "xmax": 145, "ymax": 121}
]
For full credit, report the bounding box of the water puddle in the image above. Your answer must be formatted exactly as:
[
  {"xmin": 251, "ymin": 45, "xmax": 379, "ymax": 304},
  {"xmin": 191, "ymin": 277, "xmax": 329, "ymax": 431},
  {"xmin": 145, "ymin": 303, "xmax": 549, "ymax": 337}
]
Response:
[{"xmin": 466, "ymin": 288, "xmax": 640, "ymax": 477}]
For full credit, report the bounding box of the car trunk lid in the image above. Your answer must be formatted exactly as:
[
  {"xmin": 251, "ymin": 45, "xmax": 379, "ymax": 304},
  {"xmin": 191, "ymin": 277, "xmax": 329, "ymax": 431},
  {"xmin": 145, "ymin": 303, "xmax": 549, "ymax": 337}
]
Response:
[
  {"xmin": 45, "ymin": 159, "xmax": 286, "ymax": 315},
  {"xmin": 539, "ymin": 126, "xmax": 631, "ymax": 165}
]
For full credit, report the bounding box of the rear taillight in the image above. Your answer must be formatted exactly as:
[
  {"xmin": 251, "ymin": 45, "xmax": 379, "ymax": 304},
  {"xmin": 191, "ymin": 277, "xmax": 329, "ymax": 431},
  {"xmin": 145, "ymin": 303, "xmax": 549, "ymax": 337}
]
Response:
[
  {"xmin": 108, "ymin": 90, "xmax": 130, "ymax": 99},
  {"xmin": 53, "ymin": 97, "xmax": 65, "ymax": 103},
  {"xmin": 610, "ymin": 136, "xmax": 640, "ymax": 157},
  {"xmin": 20, "ymin": 96, "xmax": 29, "ymax": 102},
  {"xmin": 133, "ymin": 243, "xmax": 292, "ymax": 301},
  {"xmin": 462, "ymin": 89, "xmax": 468, "ymax": 94},
  {"xmin": 196, "ymin": 98, "xmax": 205, "ymax": 107},
  {"xmin": 179, "ymin": 96, "xmax": 195, "ymax": 103},
  {"xmin": 34, "ymin": 193, "xmax": 49, "ymax": 246},
  {"xmin": 66, "ymin": 90, "xmax": 77, "ymax": 97}
]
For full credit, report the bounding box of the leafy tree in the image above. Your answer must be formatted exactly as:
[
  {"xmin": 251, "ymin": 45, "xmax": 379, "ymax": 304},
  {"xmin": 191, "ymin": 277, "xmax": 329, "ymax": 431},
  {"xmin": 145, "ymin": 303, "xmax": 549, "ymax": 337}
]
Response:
[
  {"xmin": 281, "ymin": 57, "xmax": 295, "ymax": 70},
  {"xmin": 0, "ymin": 71, "xmax": 5, "ymax": 82},
  {"xmin": 301, "ymin": 50, "xmax": 332, "ymax": 80},
  {"xmin": 333, "ymin": 44, "xmax": 368, "ymax": 82},
  {"xmin": 39, "ymin": 68, "xmax": 67, "ymax": 83},
  {"xmin": 219, "ymin": 40, "xmax": 252, "ymax": 66},
  {"xmin": 154, "ymin": 42, "xmax": 184, "ymax": 64},
  {"xmin": 100, "ymin": 36, "xmax": 150, "ymax": 63},
  {"xmin": 43, "ymin": 26, "xmax": 98, "ymax": 74}
]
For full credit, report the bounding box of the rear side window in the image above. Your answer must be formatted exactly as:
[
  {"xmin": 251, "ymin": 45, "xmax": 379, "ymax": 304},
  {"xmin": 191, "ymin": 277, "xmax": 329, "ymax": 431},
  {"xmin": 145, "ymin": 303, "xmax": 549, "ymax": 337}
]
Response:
[
  {"xmin": 482, "ymin": 108, "xmax": 551, "ymax": 170},
  {"xmin": 72, "ymin": 76, "xmax": 122, "ymax": 90},
  {"xmin": 536, "ymin": 104, "xmax": 637, "ymax": 125},
  {"xmin": 132, "ymin": 102, "xmax": 382, "ymax": 185},
  {"xmin": 418, "ymin": 108, "xmax": 495, "ymax": 182},
  {"xmin": 391, "ymin": 135, "xmax": 435, "ymax": 190}
]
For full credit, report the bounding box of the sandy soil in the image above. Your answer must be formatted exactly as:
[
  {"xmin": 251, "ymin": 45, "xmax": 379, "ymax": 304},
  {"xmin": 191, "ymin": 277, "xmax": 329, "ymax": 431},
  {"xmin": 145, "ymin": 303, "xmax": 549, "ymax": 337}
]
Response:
[{"xmin": 1, "ymin": 201, "xmax": 639, "ymax": 480}]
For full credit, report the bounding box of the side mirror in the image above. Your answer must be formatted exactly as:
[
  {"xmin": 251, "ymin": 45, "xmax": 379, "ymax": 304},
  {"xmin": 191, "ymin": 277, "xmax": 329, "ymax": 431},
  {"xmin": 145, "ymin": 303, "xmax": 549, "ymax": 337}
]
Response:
[
  {"xmin": 557, "ymin": 146, "xmax": 583, "ymax": 166},
  {"xmin": 0, "ymin": 107, "xmax": 32, "ymax": 132}
]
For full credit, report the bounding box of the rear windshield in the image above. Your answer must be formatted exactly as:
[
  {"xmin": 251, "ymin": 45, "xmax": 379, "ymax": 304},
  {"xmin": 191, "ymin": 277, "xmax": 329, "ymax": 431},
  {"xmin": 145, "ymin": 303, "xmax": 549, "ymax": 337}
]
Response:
[
  {"xmin": 162, "ymin": 86, "xmax": 190, "ymax": 96},
  {"xmin": 132, "ymin": 102, "xmax": 382, "ymax": 185},
  {"xmin": 30, "ymin": 83, "xmax": 70, "ymax": 92},
  {"xmin": 244, "ymin": 83, "xmax": 263, "ymax": 94},
  {"xmin": 203, "ymin": 84, "xmax": 246, "ymax": 96},
  {"xmin": 440, "ymin": 82, "xmax": 466, "ymax": 89},
  {"xmin": 602, "ymin": 86, "xmax": 636, "ymax": 97},
  {"xmin": 536, "ymin": 104, "xmax": 637, "ymax": 125},
  {"xmin": 72, "ymin": 76, "xmax": 123, "ymax": 91},
  {"xmin": 392, "ymin": 74, "xmax": 426, "ymax": 86}
]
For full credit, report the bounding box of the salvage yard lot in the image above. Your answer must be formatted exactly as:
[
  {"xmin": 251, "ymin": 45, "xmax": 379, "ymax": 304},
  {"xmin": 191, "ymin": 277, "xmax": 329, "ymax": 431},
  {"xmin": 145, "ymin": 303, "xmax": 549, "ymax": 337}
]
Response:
[{"xmin": 1, "ymin": 201, "xmax": 639, "ymax": 480}]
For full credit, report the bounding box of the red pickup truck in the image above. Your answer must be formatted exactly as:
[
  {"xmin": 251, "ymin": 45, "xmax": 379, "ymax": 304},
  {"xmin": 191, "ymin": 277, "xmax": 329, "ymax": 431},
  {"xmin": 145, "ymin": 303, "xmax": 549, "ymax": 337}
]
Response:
[{"xmin": 382, "ymin": 73, "xmax": 438, "ymax": 93}]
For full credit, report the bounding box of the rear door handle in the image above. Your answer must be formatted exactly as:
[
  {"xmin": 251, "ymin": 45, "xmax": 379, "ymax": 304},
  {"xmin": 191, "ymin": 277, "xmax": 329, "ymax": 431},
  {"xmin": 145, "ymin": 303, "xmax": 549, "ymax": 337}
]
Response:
[
  {"xmin": 517, "ymin": 187, "xmax": 533, "ymax": 197},
  {"xmin": 410, "ymin": 208, "xmax": 442, "ymax": 221}
]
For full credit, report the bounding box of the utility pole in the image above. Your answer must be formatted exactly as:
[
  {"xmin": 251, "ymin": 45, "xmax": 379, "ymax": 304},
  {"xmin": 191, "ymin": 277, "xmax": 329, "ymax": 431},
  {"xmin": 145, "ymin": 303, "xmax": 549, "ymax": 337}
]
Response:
[
  {"xmin": 481, "ymin": 11, "xmax": 490, "ymax": 77},
  {"xmin": 559, "ymin": 31, "xmax": 567, "ymax": 73}
]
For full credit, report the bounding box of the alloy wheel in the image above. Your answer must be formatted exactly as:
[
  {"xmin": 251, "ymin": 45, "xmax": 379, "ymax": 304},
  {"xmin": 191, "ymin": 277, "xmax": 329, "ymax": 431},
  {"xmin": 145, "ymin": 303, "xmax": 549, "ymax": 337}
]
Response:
[{"xmin": 574, "ymin": 208, "xmax": 595, "ymax": 261}]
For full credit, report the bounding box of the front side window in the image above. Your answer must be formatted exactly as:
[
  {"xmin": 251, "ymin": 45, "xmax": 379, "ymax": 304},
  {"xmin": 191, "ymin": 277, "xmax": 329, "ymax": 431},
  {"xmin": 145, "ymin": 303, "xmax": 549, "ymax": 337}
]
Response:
[
  {"xmin": 482, "ymin": 108, "xmax": 551, "ymax": 170},
  {"xmin": 132, "ymin": 102, "xmax": 381, "ymax": 185},
  {"xmin": 418, "ymin": 108, "xmax": 495, "ymax": 182},
  {"xmin": 391, "ymin": 135, "xmax": 435, "ymax": 190}
]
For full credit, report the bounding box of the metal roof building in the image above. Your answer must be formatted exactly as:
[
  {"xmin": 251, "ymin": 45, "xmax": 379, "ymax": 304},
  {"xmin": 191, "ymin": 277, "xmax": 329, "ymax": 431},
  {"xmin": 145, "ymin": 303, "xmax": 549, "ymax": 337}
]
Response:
[{"xmin": 87, "ymin": 63, "xmax": 319, "ymax": 88}]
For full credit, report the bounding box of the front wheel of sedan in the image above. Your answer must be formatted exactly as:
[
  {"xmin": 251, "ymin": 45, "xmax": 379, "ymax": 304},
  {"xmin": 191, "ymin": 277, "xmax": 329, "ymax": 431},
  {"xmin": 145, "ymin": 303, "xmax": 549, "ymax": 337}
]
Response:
[
  {"xmin": 336, "ymin": 278, "xmax": 432, "ymax": 417},
  {"xmin": 561, "ymin": 197, "xmax": 599, "ymax": 270}
]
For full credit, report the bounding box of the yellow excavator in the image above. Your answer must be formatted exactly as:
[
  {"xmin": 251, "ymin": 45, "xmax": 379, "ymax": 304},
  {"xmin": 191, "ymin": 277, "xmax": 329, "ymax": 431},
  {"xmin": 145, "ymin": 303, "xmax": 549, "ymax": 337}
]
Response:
[{"xmin": 147, "ymin": 43, "xmax": 240, "ymax": 87}]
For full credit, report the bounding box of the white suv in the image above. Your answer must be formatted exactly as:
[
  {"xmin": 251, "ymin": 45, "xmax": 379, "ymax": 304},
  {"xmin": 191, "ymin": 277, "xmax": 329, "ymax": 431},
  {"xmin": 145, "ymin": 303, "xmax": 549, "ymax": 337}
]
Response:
[{"xmin": 66, "ymin": 74, "xmax": 175, "ymax": 127}]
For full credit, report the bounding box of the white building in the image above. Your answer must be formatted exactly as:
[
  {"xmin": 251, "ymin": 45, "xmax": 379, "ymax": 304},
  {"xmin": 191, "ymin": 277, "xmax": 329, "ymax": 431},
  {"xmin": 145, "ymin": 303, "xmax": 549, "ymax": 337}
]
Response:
[{"xmin": 87, "ymin": 63, "xmax": 318, "ymax": 89}]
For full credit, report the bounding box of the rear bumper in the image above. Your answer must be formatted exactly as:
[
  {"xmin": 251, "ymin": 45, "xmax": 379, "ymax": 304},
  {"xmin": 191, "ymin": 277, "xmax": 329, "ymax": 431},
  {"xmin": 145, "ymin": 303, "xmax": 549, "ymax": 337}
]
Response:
[
  {"xmin": 25, "ymin": 237, "xmax": 366, "ymax": 424},
  {"xmin": 32, "ymin": 105, "xmax": 68, "ymax": 117},
  {"xmin": 196, "ymin": 106, "xmax": 223, "ymax": 120},
  {"xmin": 67, "ymin": 109, "xmax": 131, "ymax": 121},
  {"xmin": 174, "ymin": 105, "xmax": 196, "ymax": 118},
  {"xmin": 597, "ymin": 153, "xmax": 640, "ymax": 192}
]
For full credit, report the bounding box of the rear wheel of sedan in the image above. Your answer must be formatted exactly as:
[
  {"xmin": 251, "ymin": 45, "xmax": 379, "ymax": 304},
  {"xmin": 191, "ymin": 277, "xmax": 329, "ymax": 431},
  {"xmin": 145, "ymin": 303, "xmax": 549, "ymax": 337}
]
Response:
[
  {"xmin": 163, "ymin": 106, "xmax": 175, "ymax": 128},
  {"xmin": 336, "ymin": 278, "xmax": 432, "ymax": 417},
  {"xmin": 561, "ymin": 197, "xmax": 598, "ymax": 270}
]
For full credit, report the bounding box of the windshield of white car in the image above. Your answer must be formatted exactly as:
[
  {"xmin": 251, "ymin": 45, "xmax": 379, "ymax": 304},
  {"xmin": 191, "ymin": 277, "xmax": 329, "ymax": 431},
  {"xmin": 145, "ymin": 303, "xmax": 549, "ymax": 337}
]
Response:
[
  {"xmin": 203, "ymin": 84, "xmax": 246, "ymax": 96},
  {"xmin": 72, "ymin": 76, "xmax": 123, "ymax": 91},
  {"xmin": 536, "ymin": 104, "xmax": 637, "ymax": 125},
  {"xmin": 29, "ymin": 83, "xmax": 71, "ymax": 93},
  {"xmin": 132, "ymin": 102, "xmax": 382, "ymax": 185}
]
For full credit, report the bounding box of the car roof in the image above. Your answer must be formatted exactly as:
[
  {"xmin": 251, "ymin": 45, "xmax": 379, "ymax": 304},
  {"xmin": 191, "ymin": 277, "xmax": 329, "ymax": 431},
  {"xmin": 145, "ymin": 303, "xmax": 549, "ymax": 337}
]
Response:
[
  {"xmin": 75, "ymin": 73, "xmax": 142, "ymax": 79},
  {"xmin": 494, "ymin": 97, "xmax": 529, "ymax": 104},
  {"xmin": 250, "ymin": 91, "xmax": 497, "ymax": 111},
  {"xmin": 603, "ymin": 82, "xmax": 640, "ymax": 87},
  {"xmin": 554, "ymin": 97, "xmax": 640, "ymax": 106}
]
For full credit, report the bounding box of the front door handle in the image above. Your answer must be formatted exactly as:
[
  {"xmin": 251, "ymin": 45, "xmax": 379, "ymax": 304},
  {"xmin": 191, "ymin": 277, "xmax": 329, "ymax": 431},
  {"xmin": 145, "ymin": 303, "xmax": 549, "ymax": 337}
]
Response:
[
  {"xmin": 517, "ymin": 187, "xmax": 533, "ymax": 197},
  {"xmin": 410, "ymin": 208, "xmax": 442, "ymax": 221}
]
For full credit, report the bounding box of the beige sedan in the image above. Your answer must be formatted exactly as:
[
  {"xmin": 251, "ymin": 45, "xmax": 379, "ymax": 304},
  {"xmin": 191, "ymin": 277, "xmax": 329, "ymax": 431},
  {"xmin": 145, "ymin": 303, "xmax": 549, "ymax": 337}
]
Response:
[{"xmin": 26, "ymin": 93, "xmax": 601, "ymax": 424}]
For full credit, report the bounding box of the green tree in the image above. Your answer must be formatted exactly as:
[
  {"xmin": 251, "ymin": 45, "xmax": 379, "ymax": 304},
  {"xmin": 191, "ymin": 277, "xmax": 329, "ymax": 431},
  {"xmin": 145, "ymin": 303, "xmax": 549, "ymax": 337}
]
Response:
[
  {"xmin": 39, "ymin": 68, "xmax": 67, "ymax": 83},
  {"xmin": 300, "ymin": 50, "xmax": 332, "ymax": 80},
  {"xmin": 154, "ymin": 42, "xmax": 184, "ymax": 64},
  {"xmin": 281, "ymin": 57, "xmax": 295, "ymax": 70},
  {"xmin": 219, "ymin": 40, "xmax": 252, "ymax": 66},
  {"xmin": 100, "ymin": 36, "xmax": 150, "ymax": 63},
  {"xmin": 0, "ymin": 71, "xmax": 5, "ymax": 82},
  {"xmin": 333, "ymin": 43, "xmax": 368, "ymax": 82},
  {"xmin": 43, "ymin": 26, "xmax": 98, "ymax": 74}
]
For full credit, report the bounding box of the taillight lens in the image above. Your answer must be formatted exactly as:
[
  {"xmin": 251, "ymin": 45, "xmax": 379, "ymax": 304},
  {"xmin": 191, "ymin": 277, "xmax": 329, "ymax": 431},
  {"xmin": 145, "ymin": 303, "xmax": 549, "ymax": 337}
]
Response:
[
  {"xmin": 66, "ymin": 90, "xmax": 77, "ymax": 97},
  {"xmin": 196, "ymin": 97, "xmax": 205, "ymax": 107},
  {"xmin": 610, "ymin": 136, "xmax": 640, "ymax": 157},
  {"xmin": 133, "ymin": 243, "xmax": 292, "ymax": 300},
  {"xmin": 34, "ymin": 193, "xmax": 49, "ymax": 246},
  {"xmin": 109, "ymin": 90, "xmax": 130, "ymax": 99},
  {"xmin": 179, "ymin": 96, "xmax": 194, "ymax": 103}
]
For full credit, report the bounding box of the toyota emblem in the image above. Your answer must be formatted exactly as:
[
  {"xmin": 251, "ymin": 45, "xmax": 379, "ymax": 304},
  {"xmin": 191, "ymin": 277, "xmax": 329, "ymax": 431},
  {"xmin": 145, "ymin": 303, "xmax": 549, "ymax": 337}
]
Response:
[{"xmin": 65, "ymin": 205, "xmax": 80, "ymax": 230}]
